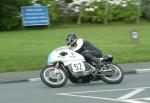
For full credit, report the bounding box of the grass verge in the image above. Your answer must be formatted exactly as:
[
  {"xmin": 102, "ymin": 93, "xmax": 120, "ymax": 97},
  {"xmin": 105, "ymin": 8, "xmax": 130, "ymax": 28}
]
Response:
[{"xmin": 0, "ymin": 23, "xmax": 150, "ymax": 72}]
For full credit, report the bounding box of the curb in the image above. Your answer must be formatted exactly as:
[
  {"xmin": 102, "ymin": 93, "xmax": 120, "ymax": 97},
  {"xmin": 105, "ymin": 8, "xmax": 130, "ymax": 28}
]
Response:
[
  {"xmin": 0, "ymin": 80, "xmax": 29, "ymax": 84},
  {"xmin": 124, "ymin": 68, "xmax": 150, "ymax": 74},
  {"xmin": 124, "ymin": 70, "xmax": 137, "ymax": 74},
  {"xmin": 0, "ymin": 69, "xmax": 150, "ymax": 84}
]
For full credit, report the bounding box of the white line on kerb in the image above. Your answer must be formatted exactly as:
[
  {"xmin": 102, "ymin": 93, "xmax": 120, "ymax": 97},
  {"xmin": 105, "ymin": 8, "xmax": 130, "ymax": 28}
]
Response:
[
  {"xmin": 28, "ymin": 78, "xmax": 41, "ymax": 81},
  {"xmin": 118, "ymin": 88, "xmax": 145, "ymax": 100},
  {"xmin": 136, "ymin": 68, "xmax": 150, "ymax": 73}
]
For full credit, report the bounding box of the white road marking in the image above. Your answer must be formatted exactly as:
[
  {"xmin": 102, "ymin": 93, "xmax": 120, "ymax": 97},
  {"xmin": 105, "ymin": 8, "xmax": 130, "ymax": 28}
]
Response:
[
  {"xmin": 58, "ymin": 92, "xmax": 149, "ymax": 103},
  {"xmin": 59, "ymin": 94, "xmax": 122, "ymax": 102},
  {"xmin": 57, "ymin": 86, "xmax": 150, "ymax": 95},
  {"xmin": 58, "ymin": 93, "xmax": 147, "ymax": 103},
  {"xmin": 142, "ymin": 98, "xmax": 150, "ymax": 100},
  {"xmin": 57, "ymin": 87, "xmax": 150, "ymax": 103},
  {"xmin": 121, "ymin": 99, "xmax": 147, "ymax": 103},
  {"xmin": 134, "ymin": 97, "xmax": 150, "ymax": 100},
  {"xmin": 118, "ymin": 88, "xmax": 145, "ymax": 100}
]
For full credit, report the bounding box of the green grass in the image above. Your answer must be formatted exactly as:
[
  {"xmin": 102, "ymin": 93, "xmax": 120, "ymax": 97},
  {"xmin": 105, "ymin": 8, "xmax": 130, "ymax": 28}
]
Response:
[{"xmin": 0, "ymin": 23, "xmax": 150, "ymax": 72}]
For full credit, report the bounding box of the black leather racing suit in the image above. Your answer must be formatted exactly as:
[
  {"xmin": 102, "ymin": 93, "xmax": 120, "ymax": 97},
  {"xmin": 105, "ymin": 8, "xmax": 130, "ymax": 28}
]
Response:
[{"xmin": 73, "ymin": 39, "xmax": 102, "ymax": 65}]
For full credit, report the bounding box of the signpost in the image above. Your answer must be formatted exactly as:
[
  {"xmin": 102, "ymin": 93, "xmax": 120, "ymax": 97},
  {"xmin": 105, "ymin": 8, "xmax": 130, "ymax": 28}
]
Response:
[
  {"xmin": 21, "ymin": 6, "xmax": 49, "ymax": 27},
  {"xmin": 130, "ymin": 30, "xmax": 139, "ymax": 44}
]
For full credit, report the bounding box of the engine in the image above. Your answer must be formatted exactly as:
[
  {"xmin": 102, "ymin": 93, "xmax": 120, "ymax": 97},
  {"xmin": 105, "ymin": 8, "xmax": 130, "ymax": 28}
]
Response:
[{"xmin": 67, "ymin": 62, "xmax": 95, "ymax": 78}]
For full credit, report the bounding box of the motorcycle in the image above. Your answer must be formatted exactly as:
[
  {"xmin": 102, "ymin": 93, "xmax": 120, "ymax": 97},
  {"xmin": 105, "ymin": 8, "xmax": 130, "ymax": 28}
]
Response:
[{"xmin": 40, "ymin": 46, "xmax": 124, "ymax": 88}]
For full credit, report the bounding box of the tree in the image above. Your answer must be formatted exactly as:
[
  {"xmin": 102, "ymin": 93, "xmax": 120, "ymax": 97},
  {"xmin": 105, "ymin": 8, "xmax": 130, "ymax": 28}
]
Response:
[
  {"xmin": 136, "ymin": 0, "xmax": 142, "ymax": 23},
  {"xmin": 40, "ymin": 0, "xmax": 69, "ymax": 23},
  {"xmin": 142, "ymin": 0, "xmax": 150, "ymax": 21},
  {"xmin": 0, "ymin": 0, "xmax": 31, "ymax": 30}
]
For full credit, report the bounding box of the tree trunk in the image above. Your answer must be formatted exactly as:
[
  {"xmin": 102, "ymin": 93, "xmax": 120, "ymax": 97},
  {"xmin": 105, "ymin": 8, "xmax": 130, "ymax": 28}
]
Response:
[
  {"xmin": 77, "ymin": 11, "xmax": 82, "ymax": 25},
  {"xmin": 77, "ymin": 3, "xmax": 83, "ymax": 25},
  {"xmin": 104, "ymin": 1, "xmax": 109, "ymax": 24},
  {"xmin": 136, "ymin": 0, "xmax": 141, "ymax": 23}
]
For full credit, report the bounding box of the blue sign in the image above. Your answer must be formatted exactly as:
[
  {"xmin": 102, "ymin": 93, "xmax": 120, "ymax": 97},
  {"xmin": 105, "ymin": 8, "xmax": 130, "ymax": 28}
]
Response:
[{"xmin": 21, "ymin": 6, "xmax": 49, "ymax": 26}]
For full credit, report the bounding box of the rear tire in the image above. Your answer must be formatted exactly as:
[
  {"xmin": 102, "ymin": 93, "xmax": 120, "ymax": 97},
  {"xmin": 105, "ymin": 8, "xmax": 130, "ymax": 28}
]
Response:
[
  {"xmin": 101, "ymin": 64, "xmax": 124, "ymax": 84},
  {"xmin": 40, "ymin": 65, "xmax": 68, "ymax": 88}
]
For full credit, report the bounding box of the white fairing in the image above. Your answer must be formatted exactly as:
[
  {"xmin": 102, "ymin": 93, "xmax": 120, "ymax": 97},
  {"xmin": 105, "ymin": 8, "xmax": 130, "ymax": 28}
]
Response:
[{"xmin": 48, "ymin": 46, "xmax": 85, "ymax": 66}]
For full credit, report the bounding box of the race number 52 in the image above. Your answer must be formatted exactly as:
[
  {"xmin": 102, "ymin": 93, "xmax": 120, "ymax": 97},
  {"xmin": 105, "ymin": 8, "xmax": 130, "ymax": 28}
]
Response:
[{"xmin": 71, "ymin": 62, "xmax": 85, "ymax": 72}]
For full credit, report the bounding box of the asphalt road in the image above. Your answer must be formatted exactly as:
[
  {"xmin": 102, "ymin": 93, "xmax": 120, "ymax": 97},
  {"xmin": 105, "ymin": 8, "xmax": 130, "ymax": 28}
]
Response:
[
  {"xmin": 0, "ymin": 72, "xmax": 150, "ymax": 103},
  {"xmin": 0, "ymin": 62, "xmax": 150, "ymax": 83}
]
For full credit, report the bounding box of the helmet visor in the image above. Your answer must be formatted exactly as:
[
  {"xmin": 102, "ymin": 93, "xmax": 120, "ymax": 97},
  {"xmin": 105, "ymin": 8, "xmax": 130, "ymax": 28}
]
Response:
[{"xmin": 66, "ymin": 38, "xmax": 73, "ymax": 46}]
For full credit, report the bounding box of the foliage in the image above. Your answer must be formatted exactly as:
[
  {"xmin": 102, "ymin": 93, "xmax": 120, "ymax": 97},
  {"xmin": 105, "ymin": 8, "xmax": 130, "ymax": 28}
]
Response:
[
  {"xmin": 142, "ymin": 0, "xmax": 150, "ymax": 5},
  {"xmin": 67, "ymin": 0, "xmax": 140, "ymax": 23},
  {"xmin": 40, "ymin": 0, "xmax": 69, "ymax": 23},
  {"xmin": 111, "ymin": 1, "xmax": 139, "ymax": 22},
  {"xmin": 0, "ymin": 0, "xmax": 31, "ymax": 30},
  {"xmin": 82, "ymin": 0, "xmax": 113, "ymax": 23},
  {"xmin": 0, "ymin": 0, "xmax": 149, "ymax": 30},
  {"xmin": 142, "ymin": 0, "xmax": 150, "ymax": 21}
]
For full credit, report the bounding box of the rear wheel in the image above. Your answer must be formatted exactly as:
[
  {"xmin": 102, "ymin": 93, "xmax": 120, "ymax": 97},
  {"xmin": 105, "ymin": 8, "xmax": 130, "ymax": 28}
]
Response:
[
  {"xmin": 40, "ymin": 65, "xmax": 68, "ymax": 88},
  {"xmin": 101, "ymin": 64, "xmax": 124, "ymax": 84}
]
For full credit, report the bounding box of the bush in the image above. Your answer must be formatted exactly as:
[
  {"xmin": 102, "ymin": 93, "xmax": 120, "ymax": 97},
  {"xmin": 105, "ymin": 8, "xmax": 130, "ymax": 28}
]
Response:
[
  {"xmin": 142, "ymin": 0, "xmax": 150, "ymax": 21},
  {"xmin": 0, "ymin": 0, "xmax": 31, "ymax": 31},
  {"xmin": 0, "ymin": 0, "xmax": 148, "ymax": 30},
  {"xmin": 82, "ymin": 1, "xmax": 113, "ymax": 23},
  {"xmin": 40, "ymin": 0, "xmax": 69, "ymax": 24},
  {"xmin": 112, "ymin": 2, "xmax": 138, "ymax": 22},
  {"xmin": 68, "ymin": 0, "xmax": 139, "ymax": 24}
]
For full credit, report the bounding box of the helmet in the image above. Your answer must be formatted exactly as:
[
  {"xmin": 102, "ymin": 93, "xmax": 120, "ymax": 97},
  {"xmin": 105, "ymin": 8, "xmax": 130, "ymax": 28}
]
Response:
[{"xmin": 66, "ymin": 33, "xmax": 78, "ymax": 46}]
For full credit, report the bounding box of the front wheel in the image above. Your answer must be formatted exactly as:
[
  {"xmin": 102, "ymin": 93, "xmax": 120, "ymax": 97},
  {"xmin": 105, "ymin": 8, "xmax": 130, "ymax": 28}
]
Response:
[
  {"xmin": 101, "ymin": 64, "xmax": 124, "ymax": 84},
  {"xmin": 40, "ymin": 65, "xmax": 68, "ymax": 88}
]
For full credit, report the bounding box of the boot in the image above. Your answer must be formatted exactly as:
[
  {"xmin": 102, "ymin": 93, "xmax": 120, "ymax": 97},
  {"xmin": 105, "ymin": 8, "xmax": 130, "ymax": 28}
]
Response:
[{"xmin": 92, "ymin": 57, "xmax": 103, "ymax": 69}]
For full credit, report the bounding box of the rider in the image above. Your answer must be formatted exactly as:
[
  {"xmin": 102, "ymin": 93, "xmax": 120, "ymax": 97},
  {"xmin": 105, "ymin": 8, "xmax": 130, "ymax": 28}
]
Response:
[{"xmin": 66, "ymin": 33, "xmax": 102, "ymax": 69}]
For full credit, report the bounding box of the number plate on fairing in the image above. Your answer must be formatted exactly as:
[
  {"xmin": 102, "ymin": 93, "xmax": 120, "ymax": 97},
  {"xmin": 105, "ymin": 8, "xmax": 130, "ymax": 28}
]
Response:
[{"xmin": 71, "ymin": 62, "xmax": 85, "ymax": 72}]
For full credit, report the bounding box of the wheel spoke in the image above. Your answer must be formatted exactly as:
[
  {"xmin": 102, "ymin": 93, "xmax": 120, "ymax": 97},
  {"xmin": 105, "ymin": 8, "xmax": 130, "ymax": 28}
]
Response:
[
  {"xmin": 103, "ymin": 64, "xmax": 122, "ymax": 81},
  {"xmin": 43, "ymin": 67, "xmax": 65, "ymax": 85}
]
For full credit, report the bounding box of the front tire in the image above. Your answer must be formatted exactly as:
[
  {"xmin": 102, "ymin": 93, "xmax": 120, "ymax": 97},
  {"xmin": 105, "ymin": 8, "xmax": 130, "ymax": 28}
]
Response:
[
  {"xmin": 40, "ymin": 65, "xmax": 68, "ymax": 88},
  {"xmin": 101, "ymin": 64, "xmax": 124, "ymax": 84}
]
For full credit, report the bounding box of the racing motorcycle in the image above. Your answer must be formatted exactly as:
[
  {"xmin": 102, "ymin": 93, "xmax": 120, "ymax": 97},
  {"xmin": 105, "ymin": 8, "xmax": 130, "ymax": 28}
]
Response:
[{"xmin": 40, "ymin": 46, "xmax": 124, "ymax": 88}]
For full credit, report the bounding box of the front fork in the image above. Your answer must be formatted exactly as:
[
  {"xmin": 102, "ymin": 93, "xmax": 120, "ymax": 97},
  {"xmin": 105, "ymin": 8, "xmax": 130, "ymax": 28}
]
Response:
[{"xmin": 53, "ymin": 62, "xmax": 60, "ymax": 74}]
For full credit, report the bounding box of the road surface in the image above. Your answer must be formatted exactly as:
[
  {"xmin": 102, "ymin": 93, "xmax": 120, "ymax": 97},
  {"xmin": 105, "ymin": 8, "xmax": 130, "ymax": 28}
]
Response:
[{"xmin": 0, "ymin": 72, "xmax": 150, "ymax": 103}]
